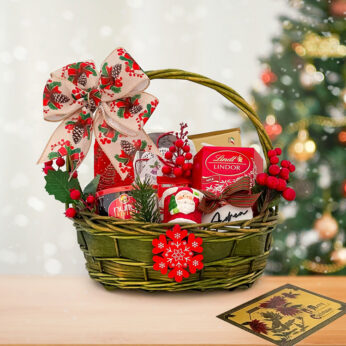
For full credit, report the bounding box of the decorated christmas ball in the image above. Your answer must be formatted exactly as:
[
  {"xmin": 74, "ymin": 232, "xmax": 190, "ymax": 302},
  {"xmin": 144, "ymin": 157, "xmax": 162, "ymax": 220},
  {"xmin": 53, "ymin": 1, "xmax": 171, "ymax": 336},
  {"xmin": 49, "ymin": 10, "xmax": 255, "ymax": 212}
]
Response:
[{"xmin": 314, "ymin": 212, "xmax": 339, "ymax": 240}]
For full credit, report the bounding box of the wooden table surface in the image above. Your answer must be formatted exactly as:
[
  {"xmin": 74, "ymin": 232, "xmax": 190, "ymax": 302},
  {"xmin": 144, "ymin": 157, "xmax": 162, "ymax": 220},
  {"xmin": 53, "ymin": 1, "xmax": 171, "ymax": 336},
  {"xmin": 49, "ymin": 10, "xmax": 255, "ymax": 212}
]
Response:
[{"xmin": 0, "ymin": 275, "xmax": 345, "ymax": 345}]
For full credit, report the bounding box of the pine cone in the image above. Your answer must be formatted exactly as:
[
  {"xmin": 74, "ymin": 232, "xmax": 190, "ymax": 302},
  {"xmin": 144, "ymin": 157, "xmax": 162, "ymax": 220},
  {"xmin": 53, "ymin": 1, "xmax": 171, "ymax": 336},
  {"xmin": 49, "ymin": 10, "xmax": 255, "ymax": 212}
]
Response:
[
  {"xmin": 129, "ymin": 104, "xmax": 143, "ymax": 114},
  {"xmin": 112, "ymin": 64, "xmax": 122, "ymax": 80},
  {"xmin": 51, "ymin": 93, "xmax": 70, "ymax": 104},
  {"xmin": 77, "ymin": 72, "xmax": 87, "ymax": 86},
  {"xmin": 121, "ymin": 140, "xmax": 136, "ymax": 157},
  {"xmin": 72, "ymin": 124, "xmax": 84, "ymax": 144},
  {"xmin": 88, "ymin": 98, "xmax": 96, "ymax": 112}
]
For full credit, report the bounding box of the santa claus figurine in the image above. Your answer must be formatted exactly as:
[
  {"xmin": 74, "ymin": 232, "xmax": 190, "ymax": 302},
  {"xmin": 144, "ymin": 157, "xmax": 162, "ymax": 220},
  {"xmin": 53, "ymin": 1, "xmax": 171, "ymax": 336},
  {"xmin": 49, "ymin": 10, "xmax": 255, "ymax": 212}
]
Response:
[{"xmin": 160, "ymin": 187, "xmax": 203, "ymax": 223}]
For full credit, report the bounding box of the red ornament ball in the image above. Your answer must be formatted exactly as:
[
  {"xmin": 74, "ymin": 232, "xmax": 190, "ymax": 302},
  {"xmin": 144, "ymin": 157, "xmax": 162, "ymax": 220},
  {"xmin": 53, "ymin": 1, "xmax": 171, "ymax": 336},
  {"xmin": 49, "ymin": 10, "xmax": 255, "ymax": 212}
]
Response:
[
  {"xmin": 162, "ymin": 165, "xmax": 172, "ymax": 175},
  {"xmin": 261, "ymin": 69, "xmax": 277, "ymax": 86},
  {"xmin": 183, "ymin": 145, "xmax": 190, "ymax": 153},
  {"xmin": 266, "ymin": 176, "xmax": 279, "ymax": 189},
  {"xmin": 43, "ymin": 166, "xmax": 54, "ymax": 175},
  {"xmin": 176, "ymin": 156, "xmax": 185, "ymax": 166},
  {"xmin": 279, "ymin": 168, "xmax": 290, "ymax": 180},
  {"xmin": 268, "ymin": 149, "xmax": 277, "ymax": 158},
  {"xmin": 173, "ymin": 167, "xmax": 183, "ymax": 177},
  {"xmin": 185, "ymin": 152, "xmax": 193, "ymax": 160},
  {"xmin": 44, "ymin": 160, "xmax": 53, "ymax": 167},
  {"xmin": 65, "ymin": 207, "xmax": 77, "ymax": 218},
  {"xmin": 56, "ymin": 157, "xmax": 66, "ymax": 167},
  {"xmin": 175, "ymin": 139, "xmax": 184, "ymax": 148},
  {"xmin": 276, "ymin": 178, "xmax": 287, "ymax": 191},
  {"xmin": 270, "ymin": 156, "xmax": 279, "ymax": 164},
  {"xmin": 165, "ymin": 151, "xmax": 173, "ymax": 160},
  {"xmin": 169, "ymin": 146, "xmax": 176, "ymax": 153},
  {"xmin": 256, "ymin": 173, "xmax": 268, "ymax": 186},
  {"xmin": 86, "ymin": 195, "xmax": 95, "ymax": 204},
  {"xmin": 289, "ymin": 164, "xmax": 296, "ymax": 172},
  {"xmin": 269, "ymin": 164, "xmax": 280, "ymax": 176},
  {"xmin": 275, "ymin": 147, "xmax": 282, "ymax": 155},
  {"xmin": 70, "ymin": 189, "xmax": 81, "ymax": 200},
  {"xmin": 281, "ymin": 160, "xmax": 290, "ymax": 168},
  {"xmin": 72, "ymin": 171, "xmax": 78, "ymax": 179},
  {"xmin": 282, "ymin": 187, "xmax": 296, "ymax": 201}
]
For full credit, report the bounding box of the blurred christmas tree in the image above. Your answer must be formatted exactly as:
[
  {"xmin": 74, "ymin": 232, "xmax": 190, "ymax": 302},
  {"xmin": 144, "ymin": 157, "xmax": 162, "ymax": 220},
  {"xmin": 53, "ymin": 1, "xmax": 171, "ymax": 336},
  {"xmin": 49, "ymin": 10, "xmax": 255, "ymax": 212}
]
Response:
[{"xmin": 250, "ymin": 0, "xmax": 346, "ymax": 275}]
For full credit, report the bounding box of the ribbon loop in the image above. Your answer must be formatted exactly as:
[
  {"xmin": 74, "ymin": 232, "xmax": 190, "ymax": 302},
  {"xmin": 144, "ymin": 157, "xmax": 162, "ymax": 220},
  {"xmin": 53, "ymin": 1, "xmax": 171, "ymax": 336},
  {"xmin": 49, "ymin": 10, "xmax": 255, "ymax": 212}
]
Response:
[
  {"xmin": 198, "ymin": 176, "xmax": 261, "ymax": 214},
  {"xmin": 38, "ymin": 47, "xmax": 159, "ymax": 178}
]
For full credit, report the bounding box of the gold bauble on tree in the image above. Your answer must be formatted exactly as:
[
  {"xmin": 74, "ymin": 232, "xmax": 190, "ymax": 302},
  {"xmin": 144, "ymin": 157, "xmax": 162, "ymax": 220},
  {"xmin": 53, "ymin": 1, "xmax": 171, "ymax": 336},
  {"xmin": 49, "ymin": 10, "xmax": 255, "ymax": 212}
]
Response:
[
  {"xmin": 289, "ymin": 129, "xmax": 316, "ymax": 161},
  {"xmin": 331, "ymin": 248, "xmax": 346, "ymax": 266},
  {"xmin": 314, "ymin": 212, "xmax": 339, "ymax": 240}
]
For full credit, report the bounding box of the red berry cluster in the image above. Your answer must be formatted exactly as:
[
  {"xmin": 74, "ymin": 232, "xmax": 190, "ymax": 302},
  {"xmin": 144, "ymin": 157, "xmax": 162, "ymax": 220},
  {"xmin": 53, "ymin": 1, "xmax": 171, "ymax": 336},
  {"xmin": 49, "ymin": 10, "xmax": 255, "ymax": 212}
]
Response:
[
  {"xmin": 256, "ymin": 148, "xmax": 296, "ymax": 201},
  {"xmin": 42, "ymin": 157, "xmax": 78, "ymax": 179},
  {"xmin": 161, "ymin": 123, "xmax": 193, "ymax": 178},
  {"xmin": 65, "ymin": 189, "xmax": 96, "ymax": 219}
]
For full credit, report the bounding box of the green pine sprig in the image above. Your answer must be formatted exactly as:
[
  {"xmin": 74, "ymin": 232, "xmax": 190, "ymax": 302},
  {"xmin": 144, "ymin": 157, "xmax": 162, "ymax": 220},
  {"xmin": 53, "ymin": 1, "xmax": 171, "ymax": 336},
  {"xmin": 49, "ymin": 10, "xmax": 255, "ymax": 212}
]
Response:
[{"xmin": 131, "ymin": 177, "xmax": 161, "ymax": 223}]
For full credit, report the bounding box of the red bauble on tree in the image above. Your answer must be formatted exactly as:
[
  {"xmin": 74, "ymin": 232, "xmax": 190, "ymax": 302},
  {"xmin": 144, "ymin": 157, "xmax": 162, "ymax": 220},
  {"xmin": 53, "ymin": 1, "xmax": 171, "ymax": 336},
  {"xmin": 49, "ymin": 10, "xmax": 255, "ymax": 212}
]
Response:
[
  {"xmin": 261, "ymin": 68, "xmax": 277, "ymax": 86},
  {"xmin": 152, "ymin": 224, "xmax": 204, "ymax": 282}
]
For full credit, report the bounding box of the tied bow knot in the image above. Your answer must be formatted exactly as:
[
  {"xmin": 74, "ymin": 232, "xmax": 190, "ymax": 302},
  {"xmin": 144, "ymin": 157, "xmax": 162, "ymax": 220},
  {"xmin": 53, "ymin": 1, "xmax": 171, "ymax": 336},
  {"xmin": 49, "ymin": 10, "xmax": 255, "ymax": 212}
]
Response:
[
  {"xmin": 198, "ymin": 176, "xmax": 261, "ymax": 214},
  {"xmin": 38, "ymin": 47, "xmax": 160, "ymax": 178}
]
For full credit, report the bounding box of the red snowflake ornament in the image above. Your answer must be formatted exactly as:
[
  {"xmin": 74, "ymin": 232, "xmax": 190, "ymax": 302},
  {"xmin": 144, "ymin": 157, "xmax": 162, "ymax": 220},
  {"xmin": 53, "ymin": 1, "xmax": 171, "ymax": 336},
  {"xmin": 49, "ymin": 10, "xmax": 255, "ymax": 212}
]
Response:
[{"xmin": 152, "ymin": 224, "xmax": 203, "ymax": 282}]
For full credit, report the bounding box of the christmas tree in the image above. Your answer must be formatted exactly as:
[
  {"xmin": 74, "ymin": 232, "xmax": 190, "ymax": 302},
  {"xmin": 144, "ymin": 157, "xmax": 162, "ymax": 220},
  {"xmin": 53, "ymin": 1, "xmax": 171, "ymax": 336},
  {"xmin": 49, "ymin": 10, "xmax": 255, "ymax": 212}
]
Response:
[{"xmin": 250, "ymin": 0, "xmax": 346, "ymax": 275}]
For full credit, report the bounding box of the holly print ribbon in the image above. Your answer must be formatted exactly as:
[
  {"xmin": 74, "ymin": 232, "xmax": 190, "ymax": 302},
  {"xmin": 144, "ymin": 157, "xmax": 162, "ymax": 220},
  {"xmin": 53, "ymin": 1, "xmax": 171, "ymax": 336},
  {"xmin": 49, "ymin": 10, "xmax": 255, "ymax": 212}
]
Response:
[
  {"xmin": 38, "ymin": 47, "xmax": 160, "ymax": 178},
  {"xmin": 198, "ymin": 176, "xmax": 262, "ymax": 213}
]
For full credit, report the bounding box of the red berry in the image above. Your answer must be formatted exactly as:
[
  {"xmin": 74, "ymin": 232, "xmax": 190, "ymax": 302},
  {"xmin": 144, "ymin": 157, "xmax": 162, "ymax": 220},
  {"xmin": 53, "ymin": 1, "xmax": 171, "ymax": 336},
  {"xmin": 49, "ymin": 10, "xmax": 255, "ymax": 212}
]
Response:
[
  {"xmin": 65, "ymin": 207, "xmax": 77, "ymax": 218},
  {"xmin": 175, "ymin": 139, "xmax": 184, "ymax": 148},
  {"xmin": 56, "ymin": 157, "xmax": 66, "ymax": 167},
  {"xmin": 184, "ymin": 170, "xmax": 191, "ymax": 177},
  {"xmin": 185, "ymin": 152, "xmax": 193, "ymax": 160},
  {"xmin": 268, "ymin": 164, "xmax": 280, "ymax": 176},
  {"xmin": 86, "ymin": 195, "xmax": 95, "ymax": 204},
  {"xmin": 279, "ymin": 168, "xmax": 290, "ymax": 180},
  {"xmin": 182, "ymin": 163, "xmax": 190, "ymax": 171},
  {"xmin": 72, "ymin": 171, "xmax": 78, "ymax": 179},
  {"xmin": 281, "ymin": 160, "xmax": 290, "ymax": 168},
  {"xmin": 43, "ymin": 166, "xmax": 54, "ymax": 175},
  {"xmin": 169, "ymin": 146, "xmax": 176, "ymax": 153},
  {"xmin": 276, "ymin": 178, "xmax": 287, "ymax": 191},
  {"xmin": 165, "ymin": 151, "xmax": 173, "ymax": 160},
  {"xmin": 70, "ymin": 189, "xmax": 81, "ymax": 200},
  {"xmin": 256, "ymin": 173, "xmax": 268, "ymax": 186},
  {"xmin": 266, "ymin": 176, "xmax": 279, "ymax": 189},
  {"xmin": 270, "ymin": 156, "xmax": 279, "ymax": 164},
  {"xmin": 173, "ymin": 167, "xmax": 183, "ymax": 177},
  {"xmin": 44, "ymin": 160, "xmax": 53, "ymax": 167},
  {"xmin": 288, "ymin": 164, "xmax": 296, "ymax": 172},
  {"xmin": 162, "ymin": 165, "xmax": 172, "ymax": 175},
  {"xmin": 176, "ymin": 156, "xmax": 185, "ymax": 166},
  {"xmin": 183, "ymin": 145, "xmax": 190, "ymax": 152},
  {"xmin": 282, "ymin": 187, "xmax": 296, "ymax": 201},
  {"xmin": 268, "ymin": 149, "xmax": 276, "ymax": 158},
  {"xmin": 275, "ymin": 147, "xmax": 282, "ymax": 155}
]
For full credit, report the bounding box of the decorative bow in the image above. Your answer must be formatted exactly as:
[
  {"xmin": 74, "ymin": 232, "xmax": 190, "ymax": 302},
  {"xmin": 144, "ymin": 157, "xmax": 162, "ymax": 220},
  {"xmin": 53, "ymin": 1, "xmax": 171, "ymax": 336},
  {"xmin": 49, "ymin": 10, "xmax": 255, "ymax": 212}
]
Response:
[
  {"xmin": 37, "ymin": 47, "xmax": 160, "ymax": 178},
  {"xmin": 198, "ymin": 176, "xmax": 261, "ymax": 214}
]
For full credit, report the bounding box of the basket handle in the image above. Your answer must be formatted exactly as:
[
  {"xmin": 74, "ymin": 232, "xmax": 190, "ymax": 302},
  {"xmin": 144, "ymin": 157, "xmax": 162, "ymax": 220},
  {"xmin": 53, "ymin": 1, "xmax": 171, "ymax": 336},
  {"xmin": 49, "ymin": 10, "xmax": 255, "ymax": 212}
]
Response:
[{"xmin": 146, "ymin": 69, "xmax": 273, "ymax": 163}]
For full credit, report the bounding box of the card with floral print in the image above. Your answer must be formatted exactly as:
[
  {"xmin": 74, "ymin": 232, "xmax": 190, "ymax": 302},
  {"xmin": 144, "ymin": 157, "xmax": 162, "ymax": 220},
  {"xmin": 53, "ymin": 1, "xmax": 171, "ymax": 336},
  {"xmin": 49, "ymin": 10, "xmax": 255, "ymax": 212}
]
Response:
[{"xmin": 217, "ymin": 284, "xmax": 345, "ymax": 346}]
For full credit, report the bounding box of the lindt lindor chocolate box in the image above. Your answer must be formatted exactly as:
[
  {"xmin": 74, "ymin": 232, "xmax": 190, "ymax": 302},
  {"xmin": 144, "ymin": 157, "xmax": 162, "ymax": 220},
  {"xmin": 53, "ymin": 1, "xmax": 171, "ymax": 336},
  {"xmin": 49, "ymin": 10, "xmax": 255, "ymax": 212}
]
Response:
[
  {"xmin": 192, "ymin": 146, "xmax": 263, "ymax": 194},
  {"xmin": 188, "ymin": 128, "xmax": 241, "ymax": 152}
]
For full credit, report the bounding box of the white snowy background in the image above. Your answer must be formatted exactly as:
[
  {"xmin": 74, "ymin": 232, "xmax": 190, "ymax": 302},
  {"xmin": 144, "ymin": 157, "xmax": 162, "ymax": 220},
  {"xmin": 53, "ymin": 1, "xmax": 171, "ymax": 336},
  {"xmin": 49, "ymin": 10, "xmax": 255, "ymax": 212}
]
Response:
[{"xmin": 0, "ymin": 0, "xmax": 293, "ymax": 275}]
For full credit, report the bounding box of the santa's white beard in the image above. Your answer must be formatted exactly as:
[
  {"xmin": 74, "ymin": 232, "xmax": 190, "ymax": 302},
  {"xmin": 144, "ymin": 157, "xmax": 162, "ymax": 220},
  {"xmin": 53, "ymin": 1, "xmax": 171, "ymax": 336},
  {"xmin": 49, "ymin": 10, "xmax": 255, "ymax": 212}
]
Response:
[{"xmin": 177, "ymin": 200, "xmax": 195, "ymax": 215}]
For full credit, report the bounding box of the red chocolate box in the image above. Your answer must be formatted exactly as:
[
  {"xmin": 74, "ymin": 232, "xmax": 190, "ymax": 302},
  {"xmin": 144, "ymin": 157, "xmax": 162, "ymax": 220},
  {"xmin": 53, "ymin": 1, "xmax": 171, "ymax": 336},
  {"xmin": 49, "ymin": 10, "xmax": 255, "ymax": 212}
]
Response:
[{"xmin": 192, "ymin": 146, "xmax": 263, "ymax": 194}]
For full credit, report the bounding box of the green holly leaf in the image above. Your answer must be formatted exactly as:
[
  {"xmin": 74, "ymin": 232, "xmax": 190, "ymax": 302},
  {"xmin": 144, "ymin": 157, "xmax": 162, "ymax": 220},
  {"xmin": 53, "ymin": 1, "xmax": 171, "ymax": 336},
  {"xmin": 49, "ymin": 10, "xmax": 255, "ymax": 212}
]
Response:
[
  {"xmin": 101, "ymin": 62, "xmax": 108, "ymax": 76},
  {"xmin": 117, "ymin": 107, "xmax": 125, "ymax": 118},
  {"xmin": 44, "ymin": 170, "xmax": 80, "ymax": 203},
  {"xmin": 111, "ymin": 86, "xmax": 121, "ymax": 94},
  {"xmin": 83, "ymin": 175, "xmax": 100, "ymax": 196},
  {"xmin": 115, "ymin": 154, "xmax": 129, "ymax": 165},
  {"xmin": 48, "ymin": 152, "xmax": 59, "ymax": 159},
  {"xmin": 140, "ymin": 140, "xmax": 147, "ymax": 150},
  {"xmin": 85, "ymin": 65, "xmax": 97, "ymax": 76},
  {"xmin": 48, "ymin": 81, "xmax": 61, "ymax": 89},
  {"xmin": 48, "ymin": 102, "xmax": 58, "ymax": 110},
  {"xmin": 111, "ymin": 131, "xmax": 120, "ymax": 142},
  {"xmin": 131, "ymin": 94, "xmax": 141, "ymax": 103},
  {"xmin": 65, "ymin": 121, "xmax": 76, "ymax": 125}
]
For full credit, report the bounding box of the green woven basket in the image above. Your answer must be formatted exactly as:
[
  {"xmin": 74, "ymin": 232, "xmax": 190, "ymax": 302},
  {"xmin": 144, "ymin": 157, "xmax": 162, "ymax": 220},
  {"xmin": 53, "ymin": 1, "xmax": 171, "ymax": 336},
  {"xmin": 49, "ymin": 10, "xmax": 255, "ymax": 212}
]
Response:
[{"xmin": 73, "ymin": 69, "xmax": 278, "ymax": 291}]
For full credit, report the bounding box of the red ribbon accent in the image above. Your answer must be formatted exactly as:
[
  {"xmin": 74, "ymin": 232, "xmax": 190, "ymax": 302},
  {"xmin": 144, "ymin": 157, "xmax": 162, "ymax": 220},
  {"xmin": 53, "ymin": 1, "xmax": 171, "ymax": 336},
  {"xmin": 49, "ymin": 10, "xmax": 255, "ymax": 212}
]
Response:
[{"xmin": 198, "ymin": 176, "xmax": 261, "ymax": 213}]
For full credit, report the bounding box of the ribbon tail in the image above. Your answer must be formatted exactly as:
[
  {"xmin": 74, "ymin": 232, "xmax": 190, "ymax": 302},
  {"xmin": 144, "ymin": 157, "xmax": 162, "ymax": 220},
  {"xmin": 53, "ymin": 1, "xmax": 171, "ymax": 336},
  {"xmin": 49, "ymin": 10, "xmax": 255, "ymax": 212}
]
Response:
[
  {"xmin": 94, "ymin": 109, "xmax": 161, "ymax": 180},
  {"xmin": 37, "ymin": 110, "xmax": 93, "ymax": 173}
]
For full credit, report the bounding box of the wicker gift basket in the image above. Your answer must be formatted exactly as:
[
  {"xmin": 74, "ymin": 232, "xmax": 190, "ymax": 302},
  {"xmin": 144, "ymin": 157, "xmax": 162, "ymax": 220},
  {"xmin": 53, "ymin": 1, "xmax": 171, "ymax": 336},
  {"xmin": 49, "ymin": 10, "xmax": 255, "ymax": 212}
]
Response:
[{"xmin": 70, "ymin": 69, "xmax": 279, "ymax": 291}]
